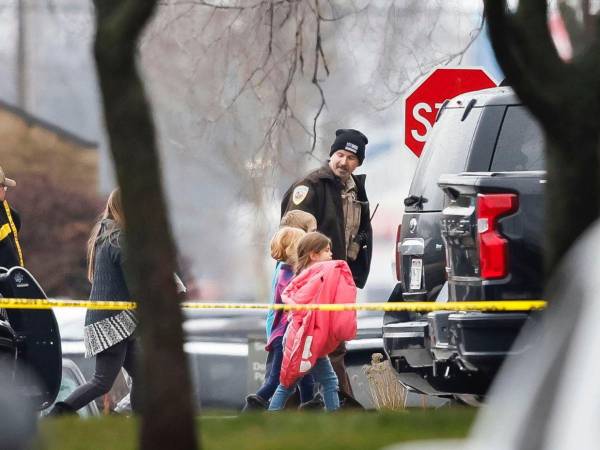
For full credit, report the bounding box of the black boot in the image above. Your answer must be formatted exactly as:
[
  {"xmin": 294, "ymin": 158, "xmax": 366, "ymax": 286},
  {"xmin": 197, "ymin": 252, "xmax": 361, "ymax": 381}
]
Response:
[
  {"xmin": 242, "ymin": 394, "xmax": 268, "ymax": 412},
  {"xmin": 298, "ymin": 392, "xmax": 324, "ymax": 411},
  {"xmin": 47, "ymin": 401, "xmax": 77, "ymax": 417}
]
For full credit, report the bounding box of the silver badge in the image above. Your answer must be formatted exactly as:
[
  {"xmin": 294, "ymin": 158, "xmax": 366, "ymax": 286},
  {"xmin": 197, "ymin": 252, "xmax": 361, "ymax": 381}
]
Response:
[{"xmin": 292, "ymin": 185, "xmax": 309, "ymax": 205}]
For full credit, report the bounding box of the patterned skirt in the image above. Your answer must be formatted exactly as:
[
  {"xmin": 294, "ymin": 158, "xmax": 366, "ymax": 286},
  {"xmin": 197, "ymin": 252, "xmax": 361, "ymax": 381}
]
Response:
[{"xmin": 84, "ymin": 310, "xmax": 138, "ymax": 358}]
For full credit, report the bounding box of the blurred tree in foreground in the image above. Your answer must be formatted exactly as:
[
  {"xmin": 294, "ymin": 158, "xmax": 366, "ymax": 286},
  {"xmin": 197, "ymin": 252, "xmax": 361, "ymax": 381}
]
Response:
[
  {"xmin": 485, "ymin": 0, "xmax": 600, "ymax": 277},
  {"xmin": 93, "ymin": 1, "xmax": 198, "ymax": 449},
  {"xmin": 484, "ymin": 4, "xmax": 600, "ymax": 446}
]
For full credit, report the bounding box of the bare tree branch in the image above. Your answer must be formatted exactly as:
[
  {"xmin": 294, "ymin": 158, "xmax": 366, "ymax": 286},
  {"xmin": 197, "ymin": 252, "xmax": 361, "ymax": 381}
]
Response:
[
  {"xmin": 310, "ymin": 0, "xmax": 326, "ymax": 152},
  {"xmin": 515, "ymin": 0, "xmax": 565, "ymax": 70},
  {"xmin": 370, "ymin": 2, "xmax": 486, "ymax": 111},
  {"xmin": 484, "ymin": 0, "xmax": 573, "ymax": 133}
]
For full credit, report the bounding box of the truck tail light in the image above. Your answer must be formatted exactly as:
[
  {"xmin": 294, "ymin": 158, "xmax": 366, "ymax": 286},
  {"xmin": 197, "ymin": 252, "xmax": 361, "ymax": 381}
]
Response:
[
  {"xmin": 477, "ymin": 193, "xmax": 518, "ymax": 279},
  {"xmin": 395, "ymin": 224, "xmax": 402, "ymax": 281}
]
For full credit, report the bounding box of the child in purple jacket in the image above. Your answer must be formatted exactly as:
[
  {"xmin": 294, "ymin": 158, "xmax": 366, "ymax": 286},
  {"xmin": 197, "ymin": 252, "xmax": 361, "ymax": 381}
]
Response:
[
  {"xmin": 244, "ymin": 226, "xmax": 314, "ymax": 410},
  {"xmin": 265, "ymin": 210, "xmax": 317, "ymax": 338}
]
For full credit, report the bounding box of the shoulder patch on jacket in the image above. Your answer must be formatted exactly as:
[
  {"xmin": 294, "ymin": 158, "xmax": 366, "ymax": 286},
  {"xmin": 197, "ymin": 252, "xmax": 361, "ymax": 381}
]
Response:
[{"xmin": 292, "ymin": 185, "xmax": 309, "ymax": 205}]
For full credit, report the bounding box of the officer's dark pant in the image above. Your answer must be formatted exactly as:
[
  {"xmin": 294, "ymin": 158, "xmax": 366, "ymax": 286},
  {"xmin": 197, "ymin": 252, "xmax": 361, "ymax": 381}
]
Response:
[
  {"xmin": 63, "ymin": 336, "xmax": 139, "ymax": 412},
  {"xmin": 329, "ymin": 341, "xmax": 354, "ymax": 398}
]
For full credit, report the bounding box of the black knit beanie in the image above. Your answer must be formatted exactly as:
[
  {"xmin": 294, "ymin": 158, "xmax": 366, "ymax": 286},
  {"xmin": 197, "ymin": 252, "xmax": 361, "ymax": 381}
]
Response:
[{"xmin": 330, "ymin": 129, "xmax": 368, "ymax": 165}]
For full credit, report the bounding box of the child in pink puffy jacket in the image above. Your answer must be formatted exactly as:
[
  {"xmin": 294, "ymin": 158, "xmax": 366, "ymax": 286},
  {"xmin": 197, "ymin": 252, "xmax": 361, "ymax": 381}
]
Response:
[
  {"xmin": 268, "ymin": 232, "xmax": 357, "ymax": 412},
  {"xmin": 244, "ymin": 226, "xmax": 314, "ymax": 411}
]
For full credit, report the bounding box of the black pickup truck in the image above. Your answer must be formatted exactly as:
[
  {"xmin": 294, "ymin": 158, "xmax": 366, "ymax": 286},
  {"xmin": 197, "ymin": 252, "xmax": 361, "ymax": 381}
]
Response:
[{"xmin": 383, "ymin": 86, "xmax": 545, "ymax": 400}]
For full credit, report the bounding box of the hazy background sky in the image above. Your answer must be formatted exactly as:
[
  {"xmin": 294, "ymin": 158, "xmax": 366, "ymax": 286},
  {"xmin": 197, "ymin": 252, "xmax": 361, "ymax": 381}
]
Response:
[{"xmin": 0, "ymin": 0, "xmax": 503, "ymax": 301}]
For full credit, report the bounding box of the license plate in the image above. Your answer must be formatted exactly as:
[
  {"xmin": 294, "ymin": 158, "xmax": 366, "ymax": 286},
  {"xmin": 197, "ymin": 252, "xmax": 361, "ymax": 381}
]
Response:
[{"xmin": 409, "ymin": 258, "xmax": 423, "ymax": 290}]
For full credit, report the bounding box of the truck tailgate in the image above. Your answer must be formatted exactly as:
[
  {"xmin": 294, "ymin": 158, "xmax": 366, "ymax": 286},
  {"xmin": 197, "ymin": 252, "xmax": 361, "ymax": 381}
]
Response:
[{"xmin": 439, "ymin": 171, "xmax": 545, "ymax": 300}]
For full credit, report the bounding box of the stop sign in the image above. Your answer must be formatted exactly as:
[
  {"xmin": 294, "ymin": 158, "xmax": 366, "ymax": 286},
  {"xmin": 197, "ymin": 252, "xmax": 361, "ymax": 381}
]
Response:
[{"xmin": 404, "ymin": 68, "xmax": 497, "ymax": 157}]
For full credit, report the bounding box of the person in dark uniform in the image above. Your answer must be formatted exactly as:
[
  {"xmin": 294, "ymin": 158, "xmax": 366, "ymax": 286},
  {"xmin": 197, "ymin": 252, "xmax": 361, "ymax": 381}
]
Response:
[
  {"xmin": 0, "ymin": 167, "xmax": 23, "ymax": 269},
  {"xmin": 281, "ymin": 128, "xmax": 373, "ymax": 405}
]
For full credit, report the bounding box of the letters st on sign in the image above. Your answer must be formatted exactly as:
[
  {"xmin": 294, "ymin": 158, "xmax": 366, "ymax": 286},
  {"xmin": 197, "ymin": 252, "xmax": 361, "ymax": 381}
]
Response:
[{"xmin": 404, "ymin": 68, "xmax": 497, "ymax": 157}]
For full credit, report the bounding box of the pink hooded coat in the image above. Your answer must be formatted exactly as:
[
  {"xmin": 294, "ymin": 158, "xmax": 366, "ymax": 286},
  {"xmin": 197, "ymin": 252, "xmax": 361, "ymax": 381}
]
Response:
[{"xmin": 279, "ymin": 260, "xmax": 357, "ymax": 388}]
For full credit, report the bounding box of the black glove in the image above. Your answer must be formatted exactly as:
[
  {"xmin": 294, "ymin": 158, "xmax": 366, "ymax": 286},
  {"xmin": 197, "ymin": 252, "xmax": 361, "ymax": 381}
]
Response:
[{"xmin": 355, "ymin": 230, "xmax": 369, "ymax": 247}]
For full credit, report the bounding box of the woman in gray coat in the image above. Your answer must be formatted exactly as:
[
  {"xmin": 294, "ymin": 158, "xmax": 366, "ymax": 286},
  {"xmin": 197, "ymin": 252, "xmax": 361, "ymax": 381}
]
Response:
[{"xmin": 49, "ymin": 188, "xmax": 138, "ymax": 415}]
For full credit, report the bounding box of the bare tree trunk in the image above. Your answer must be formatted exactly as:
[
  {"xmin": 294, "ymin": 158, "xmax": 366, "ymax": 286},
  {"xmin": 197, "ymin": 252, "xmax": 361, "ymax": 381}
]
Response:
[
  {"xmin": 93, "ymin": 1, "xmax": 198, "ymax": 449},
  {"xmin": 484, "ymin": 0, "xmax": 600, "ymax": 279}
]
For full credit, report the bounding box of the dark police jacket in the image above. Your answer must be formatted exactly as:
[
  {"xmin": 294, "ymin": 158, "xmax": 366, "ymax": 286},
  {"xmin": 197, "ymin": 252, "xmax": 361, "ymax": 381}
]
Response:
[
  {"xmin": 281, "ymin": 165, "xmax": 372, "ymax": 288},
  {"xmin": 0, "ymin": 201, "xmax": 23, "ymax": 269}
]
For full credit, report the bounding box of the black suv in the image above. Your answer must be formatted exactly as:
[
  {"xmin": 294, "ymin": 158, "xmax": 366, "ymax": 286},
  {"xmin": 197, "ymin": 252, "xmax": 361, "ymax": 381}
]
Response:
[{"xmin": 384, "ymin": 86, "xmax": 545, "ymax": 398}]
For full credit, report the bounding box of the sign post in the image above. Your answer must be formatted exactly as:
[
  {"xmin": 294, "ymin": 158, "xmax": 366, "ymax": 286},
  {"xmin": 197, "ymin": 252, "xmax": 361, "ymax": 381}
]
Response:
[{"xmin": 404, "ymin": 68, "xmax": 497, "ymax": 157}]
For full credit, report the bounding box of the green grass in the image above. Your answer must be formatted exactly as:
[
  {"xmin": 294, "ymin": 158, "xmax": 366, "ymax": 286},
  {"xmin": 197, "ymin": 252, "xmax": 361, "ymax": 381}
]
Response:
[{"xmin": 36, "ymin": 408, "xmax": 476, "ymax": 450}]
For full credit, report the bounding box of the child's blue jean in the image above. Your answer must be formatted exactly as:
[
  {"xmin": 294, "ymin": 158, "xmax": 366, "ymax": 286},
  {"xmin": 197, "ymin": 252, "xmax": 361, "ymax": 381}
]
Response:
[
  {"xmin": 256, "ymin": 336, "xmax": 314, "ymax": 403},
  {"xmin": 268, "ymin": 357, "xmax": 339, "ymax": 411}
]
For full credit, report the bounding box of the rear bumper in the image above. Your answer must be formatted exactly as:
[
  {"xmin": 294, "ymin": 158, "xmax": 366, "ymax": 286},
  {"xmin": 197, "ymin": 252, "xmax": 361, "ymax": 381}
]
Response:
[
  {"xmin": 448, "ymin": 311, "xmax": 529, "ymax": 371},
  {"xmin": 383, "ymin": 309, "xmax": 531, "ymax": 395}
]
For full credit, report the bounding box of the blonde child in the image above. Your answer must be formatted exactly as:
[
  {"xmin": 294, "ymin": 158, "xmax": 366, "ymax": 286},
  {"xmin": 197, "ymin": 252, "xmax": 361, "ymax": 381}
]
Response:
[
  {"xmin": 280, "ymin": 210, "xmax": 317, "ymax": 233},
  {"xmin": 268, "ymin": 232, "xmax": 357, "ymax": 412},
  {"xmin": 265, "ymin": 210, "xmax": 316, "ymax": 339},
  {"xmin": 244, "ymin": 227, "xmax": 314, "ymax": 410}
]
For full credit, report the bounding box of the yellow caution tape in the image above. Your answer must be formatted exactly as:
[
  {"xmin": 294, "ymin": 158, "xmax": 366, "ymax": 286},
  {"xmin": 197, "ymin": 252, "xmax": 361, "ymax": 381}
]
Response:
[
  {"xmin": 0, "ymin": 299, "xmax": 137, "ymax": 310},
  {"xmin": 0, "ymin": 298, "xmax": 547, "ymax": 312}
]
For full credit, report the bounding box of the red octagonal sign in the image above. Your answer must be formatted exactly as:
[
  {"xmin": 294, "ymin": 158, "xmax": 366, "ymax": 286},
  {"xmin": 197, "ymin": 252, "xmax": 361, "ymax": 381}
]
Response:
[{"xmin": 405, "ymin": 68, "xmax": 497, "ymax": 157}]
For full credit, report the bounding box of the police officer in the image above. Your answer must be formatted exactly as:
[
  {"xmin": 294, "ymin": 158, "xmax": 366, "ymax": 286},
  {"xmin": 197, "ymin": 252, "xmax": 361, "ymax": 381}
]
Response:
[
  {"xmin": 281, "ymin": 128, "xmax": 373, "ymax": 404},
  {"xmin": 0, "ymin": 167, "xmax": 23, "ymax": 269}
]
